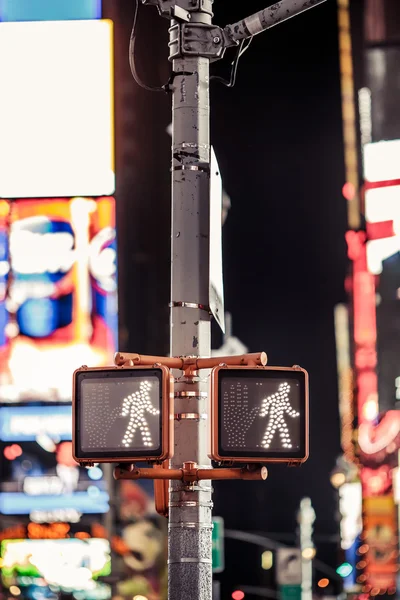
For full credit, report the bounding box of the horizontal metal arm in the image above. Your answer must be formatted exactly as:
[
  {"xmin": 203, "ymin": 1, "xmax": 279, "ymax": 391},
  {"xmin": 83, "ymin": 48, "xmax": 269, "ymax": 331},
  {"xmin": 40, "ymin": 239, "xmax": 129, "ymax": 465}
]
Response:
[
  {"xmin": 223, "ymin": 0, "xmax": 328, "ymax": 46},
  {"xmin": 114, "ymin": 462, "xmax": 268, "ymax": 482},
  {"xmin": 114, "ymin": 351, "xmax": 267, "ymax": 369}
]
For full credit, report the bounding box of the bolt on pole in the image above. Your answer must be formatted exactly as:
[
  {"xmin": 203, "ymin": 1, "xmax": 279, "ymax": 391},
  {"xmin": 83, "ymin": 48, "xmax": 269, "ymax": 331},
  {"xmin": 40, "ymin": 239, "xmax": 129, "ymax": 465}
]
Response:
[{"xmin": 168, "ymin": 1, "xmax": 214, "ymax": 598}]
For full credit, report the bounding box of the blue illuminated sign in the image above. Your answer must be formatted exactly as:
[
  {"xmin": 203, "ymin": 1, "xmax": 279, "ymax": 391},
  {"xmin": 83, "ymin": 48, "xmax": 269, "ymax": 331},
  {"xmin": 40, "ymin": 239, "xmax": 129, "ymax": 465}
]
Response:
[
  {"xmin": 0, "ymin": 406, "xmax": 72, "ymax": 442},
  {"xmin": 0, "ymin": 491, "xmax": 109, "ymax": 514},
  {"xmin": 0, "ymin": 0, "xmax": 101, "ymax": 22}
]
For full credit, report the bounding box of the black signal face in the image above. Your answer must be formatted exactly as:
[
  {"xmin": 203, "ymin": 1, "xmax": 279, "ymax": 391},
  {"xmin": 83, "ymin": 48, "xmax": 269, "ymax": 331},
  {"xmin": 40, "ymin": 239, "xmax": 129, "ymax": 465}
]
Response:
[
  {"xmin": 73, "ymin": 367, "xmax": 172, "ymax": 463},
  {"xmin": 211, "ymin": 367, "xmax": 308, "ymax": 463}
]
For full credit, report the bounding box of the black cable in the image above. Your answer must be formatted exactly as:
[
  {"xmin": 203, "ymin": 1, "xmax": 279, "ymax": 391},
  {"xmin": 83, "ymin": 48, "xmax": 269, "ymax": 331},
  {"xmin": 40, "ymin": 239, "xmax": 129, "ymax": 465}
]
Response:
[
  {"xmin": 129, "ymin": 0, "xmax": 169, "ymax": 93},
  {"xmin": 210, "ymin": 37, "xmax": 253, "ymax": 88}
]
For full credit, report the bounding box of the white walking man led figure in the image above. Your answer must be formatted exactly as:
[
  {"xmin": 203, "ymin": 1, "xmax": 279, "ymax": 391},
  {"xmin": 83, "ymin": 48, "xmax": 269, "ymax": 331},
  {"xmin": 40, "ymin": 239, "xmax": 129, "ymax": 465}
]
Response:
[
  {"xmin": 260, "ymin": 382, "xmax": 300, "ymax": 449},
  {"xmin": 121, "ymin": 380, "xmax": 160, "ymax": 448}
]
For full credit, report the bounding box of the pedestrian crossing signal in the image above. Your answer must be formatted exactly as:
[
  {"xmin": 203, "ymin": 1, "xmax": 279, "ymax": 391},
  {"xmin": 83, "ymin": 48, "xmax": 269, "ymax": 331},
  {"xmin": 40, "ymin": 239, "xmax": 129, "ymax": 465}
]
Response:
[
  {"xmin": 210, "ymin": 365, "xmax": 309, "ymax": 464},
  {"xmin": 72, "ymin": 365, "xmax": 173, "ymax": 464}
]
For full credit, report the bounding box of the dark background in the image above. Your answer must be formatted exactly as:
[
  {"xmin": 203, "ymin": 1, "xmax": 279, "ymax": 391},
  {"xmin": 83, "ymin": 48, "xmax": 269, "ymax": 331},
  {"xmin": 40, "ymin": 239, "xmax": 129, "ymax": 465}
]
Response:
[{"xmin": 104, "ymin": 0, "xmax": 348, "ymax": 593}]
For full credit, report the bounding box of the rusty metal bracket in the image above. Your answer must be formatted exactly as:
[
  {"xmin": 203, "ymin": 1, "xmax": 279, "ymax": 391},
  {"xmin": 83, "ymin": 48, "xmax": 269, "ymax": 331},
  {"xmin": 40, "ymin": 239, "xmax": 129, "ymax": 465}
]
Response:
[
  {"xmin": 114, "ymin": 461, "xmax": 268, "ymax": 483},
  {"xmin": 114, "ymin": 350, "xmax": 267, "ymax": 375}
]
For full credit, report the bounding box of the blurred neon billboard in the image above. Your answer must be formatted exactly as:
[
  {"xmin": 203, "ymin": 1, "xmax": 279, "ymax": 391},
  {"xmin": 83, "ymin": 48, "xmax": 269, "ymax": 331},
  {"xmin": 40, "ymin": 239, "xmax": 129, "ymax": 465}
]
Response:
[
  {"xmin": 0, "ymin": 405, "xmax": 72, "ymax": 441},
  {"xmin": 0, "ymin": 0, "xmax": 102, "ymax": 22},
  {"xmin": 0, "ymin": 439, "xmax": 109, "ymax": 516},
  {"xmin": 0, "ymin": 197, "xmax": 117, "ymax": 403},
  {"xmin": 1, "ymin": 538, "xmax": 111, "ymax": 582},
  {"xmin": 0, "ymin": 19, "xmax": 114, "ymax": 198},
  {"xmin": 0, "ymin": 492, "xmax": 110, "ymax": 515}
]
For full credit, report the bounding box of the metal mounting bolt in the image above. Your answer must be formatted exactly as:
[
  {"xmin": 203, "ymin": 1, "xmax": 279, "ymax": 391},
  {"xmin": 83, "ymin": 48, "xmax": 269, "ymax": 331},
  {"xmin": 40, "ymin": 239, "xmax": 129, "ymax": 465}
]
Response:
[{"xmin": 213, "ymin": 36, "xmax": 221, "ymax": 44}]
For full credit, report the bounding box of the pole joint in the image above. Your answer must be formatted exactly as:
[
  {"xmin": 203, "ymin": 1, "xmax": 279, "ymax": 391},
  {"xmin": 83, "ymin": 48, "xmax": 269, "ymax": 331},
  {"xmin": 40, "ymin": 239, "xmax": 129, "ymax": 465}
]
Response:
[{"xmin": 169, "ymin": 22, "xmax": 225, "ymax": 61}]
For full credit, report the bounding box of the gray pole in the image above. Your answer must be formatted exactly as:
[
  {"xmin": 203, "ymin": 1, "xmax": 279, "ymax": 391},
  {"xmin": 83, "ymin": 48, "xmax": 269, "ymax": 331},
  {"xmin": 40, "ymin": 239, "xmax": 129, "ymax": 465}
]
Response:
[
  {"xmin": 132, "ymin": 2, "xmax": 327, "ymax": 599},
  {"xmin": 168, "ymin": 1, "xmax": 214, "ymax": 599}
]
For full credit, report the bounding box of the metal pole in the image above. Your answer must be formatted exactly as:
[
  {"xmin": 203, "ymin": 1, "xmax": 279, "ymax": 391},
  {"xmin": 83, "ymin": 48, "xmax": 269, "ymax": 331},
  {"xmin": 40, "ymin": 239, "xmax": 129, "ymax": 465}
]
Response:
[
  {"xmin": 168, "ymin": 1, "xmax": 214, "ymax": 598},
  {"xmin": 223, "ymin": 0, "xmax": 327, "ymax": 45}
]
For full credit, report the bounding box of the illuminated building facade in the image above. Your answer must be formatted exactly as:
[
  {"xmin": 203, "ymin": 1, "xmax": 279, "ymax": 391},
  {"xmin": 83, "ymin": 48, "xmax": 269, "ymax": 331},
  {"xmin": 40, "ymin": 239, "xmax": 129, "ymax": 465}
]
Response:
[
  {"xmin": 0, "ymin": 2, "xmax": 118, "ymax": 599},
  {"xmin": 336, "ymin": 0, "xmax": 400, "ymax": 596}
]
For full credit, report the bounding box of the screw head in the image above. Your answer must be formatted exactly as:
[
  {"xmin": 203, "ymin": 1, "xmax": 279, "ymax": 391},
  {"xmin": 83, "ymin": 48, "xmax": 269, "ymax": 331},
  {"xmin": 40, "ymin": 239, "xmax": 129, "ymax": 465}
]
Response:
[{"xmin": 213, "ymin": 36, "xmax": 221, "ymax": 44}]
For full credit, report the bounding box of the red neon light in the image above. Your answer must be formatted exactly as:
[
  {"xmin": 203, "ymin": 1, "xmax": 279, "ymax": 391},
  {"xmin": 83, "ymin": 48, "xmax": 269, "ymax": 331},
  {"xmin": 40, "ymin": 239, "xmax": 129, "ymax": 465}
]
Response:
[
  {"xmin": 232, "ymin": 592, "xmax": 245, "ymax": 600},
  {"xmin": 366, "ymin": 221, "xmax": 395, "ymax": 241},
  {"xmin": 364, "ymin": 178, "xmax": 400, "ymax": 191},
  {"xmin": 343, "ymin": 182, "xmax": 356, "ymax": 201},
  {"xmin": 347, "ymin": 231, "xmax": 378, "ymax": 425}
]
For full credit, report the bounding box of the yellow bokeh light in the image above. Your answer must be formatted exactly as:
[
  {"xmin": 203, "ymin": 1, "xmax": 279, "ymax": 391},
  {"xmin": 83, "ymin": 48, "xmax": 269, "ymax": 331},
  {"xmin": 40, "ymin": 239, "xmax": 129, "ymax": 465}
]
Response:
[
  {"xmin": 302, "ymin": 547, "xmax": 316, "ymax": 560},
  {"xmin": 331, "ymin": 471, "xmax": 346, "ymax": 488},
  {"xmin": 10, "ymin": 587, "xmax": 21, "ymax": 596},
  {"xmin": 261, "ymin": 550, "xmax": 273, "ymax": 570}
]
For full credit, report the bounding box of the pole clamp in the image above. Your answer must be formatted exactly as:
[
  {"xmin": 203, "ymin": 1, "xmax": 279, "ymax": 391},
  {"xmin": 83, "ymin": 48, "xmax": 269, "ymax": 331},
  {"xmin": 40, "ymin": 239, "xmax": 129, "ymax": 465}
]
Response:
[
  {"xmin": 169, "ymin": 22, "xmax": 226, "ymax": 61},
  {"xmin": 169, "ymin": 301, "xmax": 212, "ymax": 314}
]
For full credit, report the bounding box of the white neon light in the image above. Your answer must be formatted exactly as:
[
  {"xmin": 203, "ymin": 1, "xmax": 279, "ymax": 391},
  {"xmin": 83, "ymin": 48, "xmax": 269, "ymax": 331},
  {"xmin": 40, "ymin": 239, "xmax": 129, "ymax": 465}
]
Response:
[
  {"xmin": 11, "ymin": 220, "xmax": 75, "ymax": 276},
  {"xmin": 0, "ymin": 20, "xmax": 114, "ymax": 198},
  {"xmin": 30, "ymin": 508, "xmax": 82, "ymax": 524},
  {"xmin": 339, "ymin": 483, "xmax": 362, "ymax": 550},
  {"xmin": 260, "ymin": 383, "xmax": 300, "ymax": 449},
  {"xmin": 2, "ymin": 539, "xmax": 110, "ymax": 590},
  {"xmin": 364, "ymin": 139, "xmax": 400, "ymax": 182},
  {"xmin": 358, "ymin": 419, "xmax": 400, "ymax": 455},
  {"xmin": 121, "ymin": 381, "xmax": 159, "ymax": 448},
  {"xmin": 358, "ymin": 87, "xmax": 372, "ymax": 147},
  {"xmin": 365, "ymin": 186, "xmax": 400, "ymax": 223},
  {"xmin": 7, "ymin": 413, "xmax": 72, "ymax": 438},
  {"xmin": 23, "ymin": 476, "xmax": 64, "ymax": 496},
  {"xmin": 366, "ymin": 237, "xmax": 400, "ymax": 275}
]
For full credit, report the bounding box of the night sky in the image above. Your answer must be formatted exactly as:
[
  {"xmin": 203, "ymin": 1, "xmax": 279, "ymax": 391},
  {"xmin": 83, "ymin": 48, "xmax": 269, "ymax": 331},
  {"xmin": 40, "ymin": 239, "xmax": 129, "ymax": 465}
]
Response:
[{"xmin": 110, "ymin": 0, "xmax": 348, "ymax": 593}]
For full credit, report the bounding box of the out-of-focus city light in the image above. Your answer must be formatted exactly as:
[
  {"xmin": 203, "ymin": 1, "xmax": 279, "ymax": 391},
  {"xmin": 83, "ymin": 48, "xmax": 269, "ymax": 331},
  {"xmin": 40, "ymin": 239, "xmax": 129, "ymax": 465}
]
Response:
[
  {"xmin": 3, "ymin": 444, "xmax": 23, "ymax": 460},
  {"xmin": 88, "ymin": 466, "xmax": 103, "ymax": 481},
  {"xmin": 364, "ymin": 139, "xmax": 400, "ymax": 182},
  {"xmin": 342, "ymin": 182, "xmax": 356, "ymax": 201},
  {"xmin": 0, "ymin": 20, "xmax": 115, "ymax": 198},
  {"xmin": 339, "ymin": 483, "xmax": 362, "ymax": 551},
  {"xmin": 330, "ymin": 471, "xmax": 346, "ymax": 488},
  {"xmin": 261, "ymin": 550, "xmax": 273, "ymax": 570},
  {"xmin": 36, "ymin": 434, "xmax": 56, "ymax": 453},
  {"xmin": 9, "ymin": 588, "xmax": 21, "ymax": 596},
  {"xmin": 301, "ymin": 547, "xmax": 316, "ymax": 560},
  {"xmin": 365, "ymin": 185, "xmax": 400, "ymax": 223},
  {"xmin": 362, "ymin": 398, "xmax": 379, "ymax": 421},
  {"xmin": 318, "ymin": 579, "xmax": 329, "ymax": 588},
  {"xmin": 336, "ymin": 562, "xmax": 353, "ymax": 578},
  {"xmin": 232, "ymin": 591, "xmax": 245, "ymax": 600},
  {"xmin": 0, "ymin": 0, "xmax": 102, "ymax": 22}
]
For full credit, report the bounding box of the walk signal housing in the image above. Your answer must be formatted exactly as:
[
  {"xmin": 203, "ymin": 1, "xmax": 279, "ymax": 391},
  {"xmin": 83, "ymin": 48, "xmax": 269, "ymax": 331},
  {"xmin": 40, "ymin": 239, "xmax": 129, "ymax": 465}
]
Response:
[
  {"xmin": 73, "ymin": 365, "xmax": 173, "ymax": 464},
  {"xmin": 210, "ymin": 365, "xmax": 309, "ymax": 464}
]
